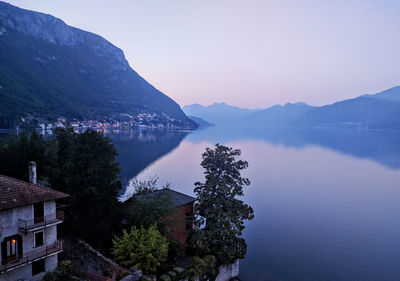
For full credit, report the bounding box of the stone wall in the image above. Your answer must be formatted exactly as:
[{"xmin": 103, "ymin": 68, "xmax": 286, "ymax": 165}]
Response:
[
  {"xmin": 61, "ymin": 238, "xmax": 131, "ymax": 280},
  {"xmin": 177, "ymin": 259, "xmax": 239, "ymax": 281},
  {"xmin": 215, "ymin": 259, "xmax": 239, "ymax": 281}
]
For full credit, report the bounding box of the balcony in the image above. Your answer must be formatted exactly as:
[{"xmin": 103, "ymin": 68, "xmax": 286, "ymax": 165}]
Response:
[
  {"xmin": 18, "ymin": 211, "xmax": 65, "ymax": 234},
  {"xmin": 0, "ymin": 240, "xmax": 64, "ymax": 274}
]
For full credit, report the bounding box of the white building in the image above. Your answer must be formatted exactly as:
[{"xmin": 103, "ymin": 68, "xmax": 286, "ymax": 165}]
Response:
[{"xmin": 0, "ymin": 162, "xmax": 69, "ymax": 281}]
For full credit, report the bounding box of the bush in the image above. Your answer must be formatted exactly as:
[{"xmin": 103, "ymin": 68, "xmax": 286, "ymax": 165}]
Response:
[
  {"xmin": 168, "ymin": 270, "xmax": 177, "ymax": 279},
  {"xmin": 112, "ymin": 224, "xmax": 168, "ymax": 274},
  {"xmin": 203, "ymin": 255, "xmax": 217, "ymax": 278},
  {"xmin": 186, "ymin": 255, "xmax": 218, "ymax": 281},
  {"xmin": 160, "ymin": 274, "xmax": 171, "ymax": 281},
  {"xmin": 187, "ymin": 256, "xmax": 207, "ymax": 281},
  {"xmin": 42, "ymin": 272, "xmax": 56, "ymax": 281},
  {"xmin": 57, "ymin": 260, "xmax": 73, "ymax": 279},
  {"xmin": 139, "ymin": 277, "xmax": 150, "ymax": 281},
  {"xmin": 173, "ymin": 267, "xmax": 185, "ymax": 275}
]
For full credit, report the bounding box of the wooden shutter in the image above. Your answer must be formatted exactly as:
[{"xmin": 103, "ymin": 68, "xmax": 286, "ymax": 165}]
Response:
[
  {"xmin": 1, "ymin": 240, "xmax": 6, "ymax": 264},
  {"xmin": 17, "ymin": 235, "xmax": 23, "ymax": 257}
]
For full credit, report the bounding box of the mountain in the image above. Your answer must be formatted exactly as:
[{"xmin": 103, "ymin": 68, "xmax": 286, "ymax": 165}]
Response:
[
  {"xmin": 187, "ymin": 115, "xmax": 214, "ymax": 129},
  {"xmin": 363, "ymin": 86, "xmax": 400, "ymax": 102},
  {"xmin": 241, "ymin": 102, "xmax": 312, "ymax": 127},
  {"xmin": 0, "ymin": 2, "xmax": 196, "ymax": 128},
  {"xmin": 187, "ymin": 87, "xmax": 400, "ymax": 129},
  {"xmin": 241, "ymin": 87, "xmax": 400, "ymax": 129},
  {"xmin": 182, "ymin": 102, "xmax": 260, "ymax": 125}
]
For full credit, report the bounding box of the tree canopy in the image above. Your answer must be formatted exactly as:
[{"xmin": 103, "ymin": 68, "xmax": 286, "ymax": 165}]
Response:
[
  {"xmin": 0, "ymin": 129, "xmax": 123, "ymax": 250},
  {"xmin": 192, "ymin": 144, "xmax": 254, "ymax": 264}
]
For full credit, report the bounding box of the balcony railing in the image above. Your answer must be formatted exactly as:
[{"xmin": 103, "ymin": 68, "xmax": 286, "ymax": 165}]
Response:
[
  {"xmin": 18, "ymin": 211, "xmax": 65, "ymax": 233},
  {"xmin": 0, "ymin": 240, "xmax": 64, "ymax": 274}
]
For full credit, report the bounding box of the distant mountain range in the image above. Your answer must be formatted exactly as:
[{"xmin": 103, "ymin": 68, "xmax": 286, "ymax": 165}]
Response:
[
  {"xmin": 184, "ymin": 87, "xmax": 400, "ymax": 129},
  {"xmin": 0, "ymin": 2, "xmax": 196, "ymax": 128},
  {"xmin": 183, "ymin": 102, "xmax": 260, "ymax": 124}
]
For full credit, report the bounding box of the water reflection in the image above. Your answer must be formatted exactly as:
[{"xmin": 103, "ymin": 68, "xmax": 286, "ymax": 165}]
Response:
[
  {"xmin": 120, "ymin": 126, "xmax": 400, "ymax": 281},
  {"xmin": 108, "ymin": 129, "xmax": 189, "ymax": 192},
  {"xmin": 186, "ymin": 126, "xmax": 400, "ymax": 169}
]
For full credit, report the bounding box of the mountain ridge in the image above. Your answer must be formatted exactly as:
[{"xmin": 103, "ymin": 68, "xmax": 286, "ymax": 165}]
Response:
[
  {"xmin": 0, "ymin": 1, "xmax": 196, "ymax": 128},
  {"xmin": 185, "ymin": 86, "xmax": 400, "ymax": 129}
]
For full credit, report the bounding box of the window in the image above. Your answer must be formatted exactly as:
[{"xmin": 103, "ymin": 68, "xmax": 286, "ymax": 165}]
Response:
[
  {"xmin": 32, "ymin": 259, "xmax": 45, "ymax": 275},
  {"xmin": 7, "ymin": 239, "xmax": 16, "ymax": 257},
  {"xmin": 34, "ymin": 202, "xmax": 45, "ymax": 224},
  {"xmin": 34, "ymin": 231, "xmax": 44, "ymax": 247},
  {"xmin": 185, "ymin": 212, "xmax": 193, "ymax": 231},
  {"xmin": 1, "ymin": 235, "xmax": 22, "ymax": 264}
]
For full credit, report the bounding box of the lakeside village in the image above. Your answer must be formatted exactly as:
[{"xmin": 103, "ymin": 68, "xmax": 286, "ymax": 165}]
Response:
[
  {"xmin": 0, "ymin": 130, "xmax": 252, "ymax": 281},
  {"xmin": 13, "ymin": 113, "xmax": 196, "ymax": 134}
]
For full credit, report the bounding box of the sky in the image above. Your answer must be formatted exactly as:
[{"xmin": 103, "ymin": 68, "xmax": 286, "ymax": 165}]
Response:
[{"xmin": 6, "ymin": 0, "xmax": 400, "ymax": 108}]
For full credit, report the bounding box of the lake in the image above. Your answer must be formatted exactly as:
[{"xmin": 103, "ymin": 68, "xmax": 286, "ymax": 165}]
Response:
[{"xmin": 111, "ymin": 126, "xmax": 400, "ymax": 281}]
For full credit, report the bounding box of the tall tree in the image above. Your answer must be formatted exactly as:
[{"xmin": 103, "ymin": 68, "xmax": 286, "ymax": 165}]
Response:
[
  {"xmin": 51, "ymin": 129, "xmax": 123, "ymax": 250},
  {"xmin": 0, "ymin": 131, "xmax": 56, "ymax": 181},
  {"xmin": 193, "ymin": 144, "xmax": 254, "ymax": 264}
]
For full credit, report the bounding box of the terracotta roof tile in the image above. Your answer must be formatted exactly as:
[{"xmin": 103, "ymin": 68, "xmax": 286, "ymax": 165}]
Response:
[{"xmin": 0, "ymin": 175, "xmax": 69, "ymax": 211}]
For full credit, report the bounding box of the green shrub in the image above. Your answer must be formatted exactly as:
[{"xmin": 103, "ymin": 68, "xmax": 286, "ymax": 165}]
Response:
[
  {"xmin": 42, "ymin": 271, "xmax": 56, "ymax": 281},
  {"xmin": 57, "ymin": 260, "xmax": 73, "ymax": 279},
  {"xmin": 188, "ymin": 256, "xmax": 207, "ymax": 281},
  {"xmin": 168, "ymin": 270, "xmax": 176, "ymax": 279},
  {"xmin": 112, "ymin": 224, "xmax": 168, "ymax": 274},
  {"xmin": 173, "ymin": 267, "xmax": 184, "ymax": 274},
  {"xmin": 203, "ymin": 255, "xmax": 217, "ymax": 278},
  {"xmin": 160, "ymin": 274, "xmax": 171, "ymax": 281},
  {"xmin": 186, "ymin": 255, "xmax": 218, "ymax": 281},
  {"xmin": 139, "ymin": 277, "xmax": 150, "ymax": 281}
]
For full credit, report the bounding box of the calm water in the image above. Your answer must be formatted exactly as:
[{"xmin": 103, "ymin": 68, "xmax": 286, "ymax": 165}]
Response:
[{"xmin": 112, "ymin": 126, "xmax": 400, "ymax": 281}]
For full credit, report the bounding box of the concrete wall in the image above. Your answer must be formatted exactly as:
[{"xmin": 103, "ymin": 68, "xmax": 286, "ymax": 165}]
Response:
[
  {"xmin": 0, "ymin": 262, "xmax": 32, "ymax": 281},
  {"xmin": 0, "ymin": 201, "xmax": 60, "ymax": 281}
]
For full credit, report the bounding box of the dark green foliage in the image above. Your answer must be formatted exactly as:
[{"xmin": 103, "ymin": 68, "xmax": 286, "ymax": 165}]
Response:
[
  {"xmin": 50, "ymin": 128, "xmax": 123, "ymax": 249},
  {"xmin": 112, "ymin": 224, "xmax": 168, "ymax": 274},
  {"xmin": 0, "ymin": 128, "xmax": 123, "ymax": 251},
  {"xmin": 0, "ymin": 131, "xmax": 57, "ymax": 182},
  {"xmin": 160, "ymin": 274, "xmax": 171, "ymax": 281},
  {"xmin": 125, "ymin": 178, "xmax": 178, "ymax": 240},
  {"xmin": 167, "ymin": 270, "xmax": 176, "ymax": 279},
  {"xmin": 173, "ymin": 267, "xmax": 185, "ymax": 274},
  {"xmin": 42, "ymin": 272, "xmax": 56, "ymax": 281},
  {"xmin": 192, "ymin": 144, "xmax": 254, "ymax": 264},
  {"xmin": 127, "ymin": 191, "xmax": 175, "ymax": 236},
  {"xmin": 186, "ymin": 255, "xmax": 218, "ymax": 281},
  {"xmin": 57, "ymin": 260, "xmax": 73, "ymax": 280},
  {"xmin": 187, "ymin": 256, "xmax": 206, "ymax": 281}
]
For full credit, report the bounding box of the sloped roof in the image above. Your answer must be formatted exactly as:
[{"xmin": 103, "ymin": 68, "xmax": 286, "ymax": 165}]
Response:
[
  {"xmin": 0, "ymin": 175, "xmax": 69, "ymax": 211},
  {"xmin": 127, "ymin": 188, "xmax": 196, "ymax": 208}
]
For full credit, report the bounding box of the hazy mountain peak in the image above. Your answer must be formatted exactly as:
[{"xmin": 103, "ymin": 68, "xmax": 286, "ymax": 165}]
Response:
[{"xmin": 364, "ymin": 85, "xmax": 400, "ymax": 102}]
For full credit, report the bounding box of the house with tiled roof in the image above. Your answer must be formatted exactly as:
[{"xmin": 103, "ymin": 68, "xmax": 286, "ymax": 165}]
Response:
[
  {"xmin": 0, "ymin": 162, "xmax": 69, "ymax": 281},
  {"xmin": 124, "ymin": 188, "xmax": 196, "ymax": 248}
]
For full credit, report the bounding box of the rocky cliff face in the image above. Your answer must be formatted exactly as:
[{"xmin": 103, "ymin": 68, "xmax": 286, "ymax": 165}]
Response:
[
  {"xmin": 0, "ymin": 2, "xmax": 128, "ymax": 69},
  {"xmin": 0, "ymin": 1, "xmax": 196, "ymax": 128}
]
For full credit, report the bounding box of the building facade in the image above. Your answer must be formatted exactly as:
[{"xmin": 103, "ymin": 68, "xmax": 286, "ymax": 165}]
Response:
[
  {"xmin": 125, "ymin": 188, "xmax": 196, "ymax": 248},
  {"xmin": 0, "ymin": 168, "xmax": 69, "ymax": 281}
]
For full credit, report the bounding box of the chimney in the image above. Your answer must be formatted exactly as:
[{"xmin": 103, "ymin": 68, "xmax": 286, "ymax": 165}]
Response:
[{"xmin": 29, "ymin": 161, "xmax": 37, "ymax": 184}]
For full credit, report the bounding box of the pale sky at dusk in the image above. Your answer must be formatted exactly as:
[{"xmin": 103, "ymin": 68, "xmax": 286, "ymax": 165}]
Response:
[{"xmin": 7, "ymin": 0, "xmax": 400, "ymax": 108}]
